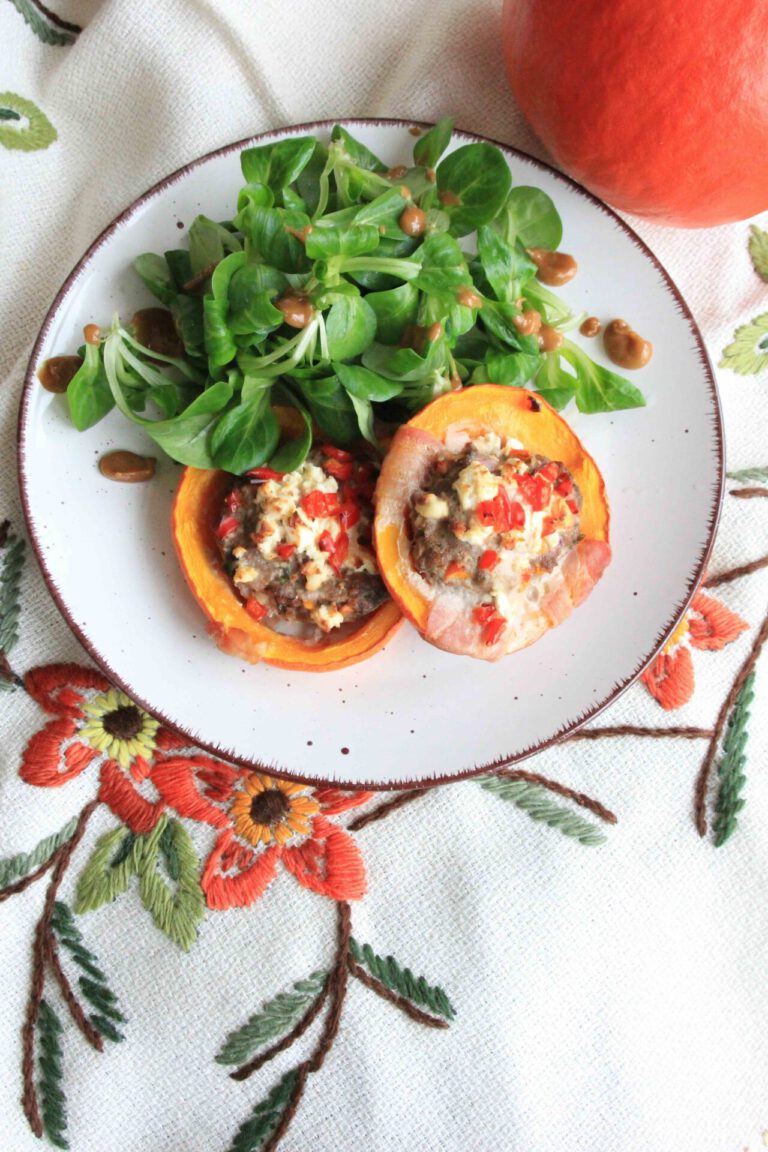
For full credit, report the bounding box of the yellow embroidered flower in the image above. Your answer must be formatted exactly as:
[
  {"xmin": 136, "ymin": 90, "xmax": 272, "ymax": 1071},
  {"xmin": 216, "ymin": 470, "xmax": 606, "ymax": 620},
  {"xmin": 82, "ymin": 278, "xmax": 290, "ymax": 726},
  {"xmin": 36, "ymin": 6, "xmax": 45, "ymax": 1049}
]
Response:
[
  {"xmin": 230, "ymin": 773, "xmax": 321, "ymax": 847},
  {"xmin": 78, "ymin": 689, "xmax": 159, "ymax": 769},
  {"xmin": 661, "ymin": 614, "xmax": 689, "ymax": 654}
]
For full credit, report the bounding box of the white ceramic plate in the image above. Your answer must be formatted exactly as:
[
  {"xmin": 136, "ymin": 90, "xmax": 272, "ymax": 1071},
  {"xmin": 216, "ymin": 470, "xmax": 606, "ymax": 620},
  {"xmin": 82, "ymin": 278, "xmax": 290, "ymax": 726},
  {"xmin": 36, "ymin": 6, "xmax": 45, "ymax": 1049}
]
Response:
[{"xmin": 18, "ymin": 119, "xmax": 723, "ymax": 788}]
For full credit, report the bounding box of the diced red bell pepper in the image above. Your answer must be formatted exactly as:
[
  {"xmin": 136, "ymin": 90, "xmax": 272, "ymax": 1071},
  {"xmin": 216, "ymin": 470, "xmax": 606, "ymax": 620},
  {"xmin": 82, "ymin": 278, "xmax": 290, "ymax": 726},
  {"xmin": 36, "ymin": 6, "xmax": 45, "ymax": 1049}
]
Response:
[
  {"xmin": 319, "ymin": 444, "xmax": 353, "ymax": 462},
  {"xmin": 247, "ymin": 467, "xmax": 285, "ymax": 482},
  {"xmin": 339, "ymin": 500, "xmax": 361, "ymax": 529},
  {"xmin": 472, "ymin": 603, "xmax": 498, "ymax": 625},
  {"xmin": 538, "ymin": 461, "xmax": 560, "ymax": 482},
  {"xmin": 541, "ymin": 516, "xmax": 557, "ymax": 537},
  {"xmin": 445, "ymin": 561, "xmax": 469, "ymax": 580},
  {"xmin": 318, "ymin": 530, "xmax": 336, "ymax": 553},
  {"xmin": 517, "ymin": 473, "xmax": 552, "ymax": 511},
  {"xmin": 328, "ymin": 530, "xmax": 349, "ymax": 576},
  {"xmin": 215, "ymin": 516, "xmax": 239, "ymax": 539},
  {"xmin": 566, "ymin": 498, "xmax": 579, "ymax": 515},
  {"xmin": 478, "ymin": 549, "xmax": 500, "ymax": 571},
  {"xmin": 224, "ymin": 488, "xmax": 242, "ymax": 514},
  {"xmin": 555, "ymin": 473, "xmax": 573, "ymax": 497},
  {"xmin": 324, "ymin": 458, "xmax": 354, "ymax": 482},
  {"xmin": 300, "ymin": 490, "xmax": 340, "ymax": 519},
  {"xmin": 244, "ymin": 598, "xmax": 268, "ymax": 621},
  {"xmin": 276, "ymin": 543, "xmax": 296, "ymax": 560},
  {"xmin": 483, "ymin": 616, "xmax": 506, "ymax": 646}
]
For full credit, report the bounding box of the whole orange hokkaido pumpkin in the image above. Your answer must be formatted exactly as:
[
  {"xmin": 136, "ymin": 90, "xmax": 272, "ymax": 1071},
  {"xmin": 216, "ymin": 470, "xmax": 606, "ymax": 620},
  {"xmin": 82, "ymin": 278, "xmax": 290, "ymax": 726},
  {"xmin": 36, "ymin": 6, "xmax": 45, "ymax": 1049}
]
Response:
[{"xmin": 501, "ymin": 0, "xmax": 768, "ymax": 227}]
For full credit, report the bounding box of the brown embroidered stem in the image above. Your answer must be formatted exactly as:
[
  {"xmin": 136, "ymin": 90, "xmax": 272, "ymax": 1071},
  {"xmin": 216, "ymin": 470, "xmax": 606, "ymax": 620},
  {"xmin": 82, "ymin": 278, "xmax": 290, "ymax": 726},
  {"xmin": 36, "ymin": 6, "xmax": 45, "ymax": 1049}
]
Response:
[
  {"xmin": 28, "ymin": 0, "xmax": 82, "ymax": 34},
  {"xmin": 730, "ymin": 487, "xmax": 768, "ymax": 499},
  {"xmin": 348, "ymin": 788, "xmax": 434, "ymax": 831},
  {"xmin": 0, "ymin": 855, "xmax": 59, "ymax": 904},
  {"xmin": 347, "ymin": 959, "xmax": 449, "ymax": 1029},
  {"xmin": 229, "ymin": 975, "xmax": 332, "ymax": 1082},
  {"xmin": 694, "ymin": 610, "xmax": 768, "ymax": 837},
  {"xmin": 493, "ymin": 768, "xmax": 617, "ymax": 825},
  {"xmin": 569, "ymin": 725, "xmax": 714, "ymax": 741},
  {"xmin": 704, "ymin": 553, "xmax": 768, "ymax": 588},
  {"xmin": 20, "ymin": 799, "xmax": 99, "ymax": 1134},
  {"xmin": 46, "ymin": 936, "xmax": 103, "ymax": 1052},
  {"xmin": 262, "ymin": 902, "xmax": 352, "ymax": 1152},
  {"xmin": 0, "ymin": 650, "xmax": 24, "ymax": 689}
]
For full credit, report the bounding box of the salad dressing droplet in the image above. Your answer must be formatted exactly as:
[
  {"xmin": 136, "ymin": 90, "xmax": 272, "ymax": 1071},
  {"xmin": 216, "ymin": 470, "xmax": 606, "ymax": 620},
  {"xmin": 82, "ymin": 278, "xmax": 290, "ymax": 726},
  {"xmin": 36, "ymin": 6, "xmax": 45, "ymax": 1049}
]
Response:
[
  {"xmin": 99, "ymin": 450, "xmax": 156, "ymax": 483},
  {"xmin": 275, "ymin": 293, "xmax": 314, "ymax": 329},
  {"xmin": 527, "ymin": 247, "xmax": 578, "ymax": 287},
  {"xmin": 603, "ymin": 319, "xmax": 653, "ymax": 369},
  {"xmin": 38, "ymin": 355, "xmax": 83, "ymax": 393}
]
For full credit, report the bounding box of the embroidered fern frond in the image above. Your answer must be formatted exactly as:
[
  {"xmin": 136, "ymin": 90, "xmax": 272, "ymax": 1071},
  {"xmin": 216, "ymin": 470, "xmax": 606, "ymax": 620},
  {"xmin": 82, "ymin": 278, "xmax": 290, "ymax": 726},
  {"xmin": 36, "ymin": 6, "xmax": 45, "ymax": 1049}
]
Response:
[
  {"xmin": 0, "ymin": 818, "xmax": 77, "ymax": 889},
  {"xmin": 227, "ymin": 1069, "xmax": 299, "ymax": 1152},
  {"xmin": 7, "ymin": 0, "xmax": 79, "ymax": 46},
  {"xmin": 73, "ymin": 826, "xmax": 141, "ymax": 914},
  {"xmin": 136, "ymin": 816, "xmax": 204, "ymax": 951},
  {"xmin": 51, "ymin": 901, "xmax": 127, "ymax": 1042},
  {"xmin": 726, "ymin": 465, "xmax": 768, "ymax": 484},
  {"xmin": 216, "ymin": 970, "xmax": 328, "ymax": 1066},
  {"xmin": 0, "ymin": 526, "xmax": 26, "ymax": 655},
  {"xmin": 349, "ymin": 939, "xmax": 456, "ymax": 1020},
  {"xmin": 713, "ymin": 672, "xmax": 755, "ymax": 847},
  {"xmin": 480, "ymin": 777, "xmax": 607, "ymax": 845},
  {"xmin": 37, "ymin": 1000, "xmax": 69, "ymax": 1149}
]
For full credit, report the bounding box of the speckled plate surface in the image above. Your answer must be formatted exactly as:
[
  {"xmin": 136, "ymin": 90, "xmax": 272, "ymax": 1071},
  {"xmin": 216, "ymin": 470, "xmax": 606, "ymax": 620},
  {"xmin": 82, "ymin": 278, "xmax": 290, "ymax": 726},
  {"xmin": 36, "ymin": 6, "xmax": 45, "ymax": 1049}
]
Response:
[{"xmin": 18, "ymin": 119, "xmax": 723, "ymax": 788}]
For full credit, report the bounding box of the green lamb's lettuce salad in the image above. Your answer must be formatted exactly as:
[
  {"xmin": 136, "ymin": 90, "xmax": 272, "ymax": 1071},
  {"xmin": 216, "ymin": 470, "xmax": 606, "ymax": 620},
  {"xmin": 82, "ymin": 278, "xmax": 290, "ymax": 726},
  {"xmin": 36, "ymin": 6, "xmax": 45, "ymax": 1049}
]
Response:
[{"xmin": 60, "ymin": 119, "xmax": 645, "ymax": 474}]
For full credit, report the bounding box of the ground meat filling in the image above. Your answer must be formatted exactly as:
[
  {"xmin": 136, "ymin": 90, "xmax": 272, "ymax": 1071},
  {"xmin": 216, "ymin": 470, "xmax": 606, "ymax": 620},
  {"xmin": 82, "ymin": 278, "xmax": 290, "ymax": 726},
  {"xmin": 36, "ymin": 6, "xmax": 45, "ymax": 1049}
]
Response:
[
  {"xmin": 408, "ymin": 433, "xmax": 582, "ymax": 643},
  {"xmin": 216, "ymin": 447, "xmax": 389, "ymax": 634}
]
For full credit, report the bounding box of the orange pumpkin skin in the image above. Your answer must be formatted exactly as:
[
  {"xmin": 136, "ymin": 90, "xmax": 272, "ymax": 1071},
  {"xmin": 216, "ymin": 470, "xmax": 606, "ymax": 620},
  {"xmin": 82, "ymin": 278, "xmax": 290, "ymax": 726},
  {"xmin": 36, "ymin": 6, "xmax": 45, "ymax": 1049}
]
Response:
[
  {"xmin": 172, "ymin": 467, "xmax": 401, "ymax": 672},
  {"xmin": 373, "ymin": 385, "xmax": 611, "ymax": 660},
  {"xmin": 501, "ymin": 0, "xmax": 768, "ymax": 227}
]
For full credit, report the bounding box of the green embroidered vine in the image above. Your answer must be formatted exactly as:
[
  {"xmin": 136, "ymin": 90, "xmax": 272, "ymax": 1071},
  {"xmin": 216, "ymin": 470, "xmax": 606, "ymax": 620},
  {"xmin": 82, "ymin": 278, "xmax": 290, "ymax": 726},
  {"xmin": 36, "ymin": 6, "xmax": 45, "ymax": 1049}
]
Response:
[
  {"xmin": 727, "ymin": 465, "xmax": 768, "ymax": 484},
  {"xmin": 0, "ymin": 818, "xmax": 77, "ymax": 888},
  {"xmin": 6, "ymin": 0, "xmax": 80, "ymax": 47},
  {"xmin": 136, "ymin": 816, "xmax": 205, "ymax": 951},
  {"xmin": 748, "ymin": 224, "xmax": 768, "ymax": 283},
  {"xmin": 0, "ymin": 92, "xmax": 57, "ymax": 152},
  {"xmin": 349, "ymin": 938, "xmax": 456, "ymax": 1020},
  {"xmin": 480, "ymin": 777, "xmax": 608, "ymax": 845},
  {"xmin": 0, "ymin": 521, "xmax": 26, "ymax": 689},
  {"xmin": 36, "ymin": 1000, "xmax": 68, "ymax": 1150},
  {"xmin": 74, "ymin": 826, "xmax": 142, "ymax": 913},
  {"xmin": 52, "ymin": 902, "xmax": 127, "ymax": 1043},
  {"xmin": 216, "ymin": 970, "xmax": 328, "ymax": 1066},
  {"xmin": 228, "ymin": 1069, "xmax": 300, "ymax": 1152},
  {"xmin": 713, "ymin": 672, "xmax": 755, "ymax": 847}
]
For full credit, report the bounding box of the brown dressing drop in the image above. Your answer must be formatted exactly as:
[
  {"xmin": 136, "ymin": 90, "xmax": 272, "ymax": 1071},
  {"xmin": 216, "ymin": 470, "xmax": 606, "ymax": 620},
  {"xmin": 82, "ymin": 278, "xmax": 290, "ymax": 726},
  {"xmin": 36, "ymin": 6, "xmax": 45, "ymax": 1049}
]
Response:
[
  {"xmin": 409, "ymin": 126, "xmax": 422, "ymax": 137},
  {"xmin": 425, "ymin": 168, "xmax": 437, "ymax": 184},
  {"xmin": 38, "ymin": 355, "xmax": 83, "ymax": 393},
  {"xmin": 399, "ymin": 205, "xmax": 427, "ymax": 237},
  {"xmin": 400, "ymin": 322, "xmax": 442, "ymax": 355},
  {"xmin": 182, "ymin": 263, "xmax": 216, "ymax": 294},
  {"xmin": 275, "ymin": 293, "xmax": 314, "ymax": 329},
  {"xmin": 579, "ymin": 316, "xmax": 602, "ymax": 338},
  {"xmin": 512, "ymin": 309, "xmax": 542, "ymax": 337},
  {"xmin": 99, "ymin": 450, "xmax": 156, "ymax": 483},
  {"xmin": 284, "ymin": 224, "xmax": 313, "ymax": 244},
  {"xmin": 455, "ymin": 287, "xmax": 483, "ymax": 309},
  {"xmin": 386, "ymin": 164, "xmax": 409, "ymax": 180},
  {"xmin": 527, "ymin": 247, "xmax": 578, "ymax": 287},
  {"xmin": 438, "ymin": 189, "xmax": 462, "ymax": 207},
  {"xmin": 538, "ymin": 325, "xmax": 563, "ymax": 352},
  {"xmin": 83, "ymin": 324, "xmax": 101, "ymax": 346},
  {"xmin": 132, "ymin": 308, "xmax": 184, "ymax": 358},
  {"xmin": 603, "ymin": 319, "xmax": 653, "ymax": 370}
]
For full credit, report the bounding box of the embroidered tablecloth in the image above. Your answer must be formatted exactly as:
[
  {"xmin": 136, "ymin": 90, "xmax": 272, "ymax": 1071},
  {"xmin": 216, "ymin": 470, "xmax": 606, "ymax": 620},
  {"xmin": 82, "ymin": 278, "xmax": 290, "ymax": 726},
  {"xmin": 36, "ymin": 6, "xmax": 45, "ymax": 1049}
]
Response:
[{"xmin": 3, "ymin": 2, "xmax": 768, "ymax": 1150}]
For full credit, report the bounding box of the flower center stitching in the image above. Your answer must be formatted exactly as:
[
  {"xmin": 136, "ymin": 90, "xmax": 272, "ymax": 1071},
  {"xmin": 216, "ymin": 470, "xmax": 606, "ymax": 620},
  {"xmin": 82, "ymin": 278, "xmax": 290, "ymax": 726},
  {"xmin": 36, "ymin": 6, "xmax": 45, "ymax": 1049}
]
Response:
[
  {"xmin": 249, "ymin": 789, "xmax": 290, "ymax": 828},
  {"xmin": 101, "ymin": 705, "xmax": 144, "ymax": 742}
]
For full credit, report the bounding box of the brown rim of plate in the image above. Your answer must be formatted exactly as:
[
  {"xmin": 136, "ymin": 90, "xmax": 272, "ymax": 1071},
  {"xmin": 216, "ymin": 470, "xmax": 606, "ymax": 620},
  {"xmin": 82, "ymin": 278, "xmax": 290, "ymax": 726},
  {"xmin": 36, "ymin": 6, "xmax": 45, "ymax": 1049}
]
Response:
[{"xmin": 16, "ymin": 117, "xmax": 725, "ymax": 791}]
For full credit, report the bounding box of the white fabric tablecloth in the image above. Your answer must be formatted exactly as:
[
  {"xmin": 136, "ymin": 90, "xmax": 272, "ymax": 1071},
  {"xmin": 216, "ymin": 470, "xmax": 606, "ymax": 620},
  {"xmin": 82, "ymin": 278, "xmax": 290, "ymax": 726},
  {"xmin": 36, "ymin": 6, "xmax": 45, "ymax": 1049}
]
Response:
[{"xmin": 2, "ymin": 2, "xmax": 767, "ymax": 1149}]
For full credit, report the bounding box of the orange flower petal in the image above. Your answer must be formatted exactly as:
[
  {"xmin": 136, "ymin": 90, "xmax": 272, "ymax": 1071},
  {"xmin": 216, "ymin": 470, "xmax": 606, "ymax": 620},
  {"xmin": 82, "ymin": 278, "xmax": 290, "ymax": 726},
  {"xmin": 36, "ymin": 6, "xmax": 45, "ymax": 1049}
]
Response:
[
  {"xmin": 283, "ymin": 820, "xmax": 367, "ymax": 900},
  {"xmin": 689, "ymin": 592, "xmax": 749, "ymax": 651},
  {"xmin": 98, "ymin": 761, "xmax": 164, "ymax": 834},
  {"xmin": 19, "ymin": 718, "xmax": 86, "ymax": 786},
  {"xmin": 314, "ymin": 787, "xmax": 375, "ymax": 815},
  {"xmin": 202, "ymin": 831, "xmax": 280, "ymax": 909},
  {"xmin": 23, "ymin": 663, "xmax": 110, "ymax": 718},
  {"xmin": 642, "ymin": 647, "xmax": 695, "ymax": 711},
  {"xmin": 151, "ymin": 755, "xmax": 233, "ymax": 827}
]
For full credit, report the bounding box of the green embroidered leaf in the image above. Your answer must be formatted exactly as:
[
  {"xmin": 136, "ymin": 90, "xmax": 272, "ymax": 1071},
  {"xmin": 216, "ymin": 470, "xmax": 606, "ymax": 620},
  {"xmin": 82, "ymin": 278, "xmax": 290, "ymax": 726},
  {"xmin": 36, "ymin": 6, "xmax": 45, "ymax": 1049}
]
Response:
[
  {"xmin": 726, "ymin": 465, "xmax": 768, "ymax": 484},
  {"xmin": 215, "ymin": 969, "xmax": 328, "ymax": 1066},
  {"xmin": 720, "ymin": 312, "xmax": 768, "ymax": 377},
  {"xmin": 137, "ymin": 817, "xmax": 204, "ymax": 951},
  {"xmin": 0, "ymin": 525, "xmax": 26, "ymax": 655},
  {"xmin": 227, "ymin": 1069, "xmax": 300, "ymax": 1152},
  {"xmin": 349, "ymin": 938, "xmax": 456, "ymax": 1020},
  {"xmin": 480, "ymin": 777, "xmax": 608, "ymax": 845},
  {"xmin": 52, "ymin": 902, "xmax": 127, "ymax": 1042},
  {"xmin": 0, "ymin": 108, "xmax": 21, "ymax": 121},
  {"xmin": 73, "ymin": 827, "xmax": 141, "ymax": 914},
  {"xmin": 37, "ymin": 1000, "xmax": 69, "ymax": 1150},
  {"xmin": 0, "ymin": 817, "xmax": 77, "ymax": 889},
  {"xmin": 713, "ymin": 672, "xmax": 755, "ymax": 847},
  {"xmin": 748, "ymin": 225, "xmax": 768, "ymax": 282},
  {"xmin": 0, "ymin": 92, "xmax": 57, "ymax": 152},
  {"xmin": 7, "ymin": 0, "xmax": 79, "ymax": 46}
]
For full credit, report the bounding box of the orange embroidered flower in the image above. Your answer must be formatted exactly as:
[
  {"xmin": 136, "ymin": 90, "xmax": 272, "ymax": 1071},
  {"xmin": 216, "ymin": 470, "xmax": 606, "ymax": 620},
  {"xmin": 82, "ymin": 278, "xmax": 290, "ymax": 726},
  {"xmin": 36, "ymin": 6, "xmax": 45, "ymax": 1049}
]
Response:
[
  {"xmin": 151, "ymin": 758, "xmax": 371, "ymax": 908},
  {"xmin": 642, "ymin": 591, "xmax": 748, "ymax": 710},
  {"xmin": 19, "ymin": 663, "xmax": 192, "ymax": 834}
]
